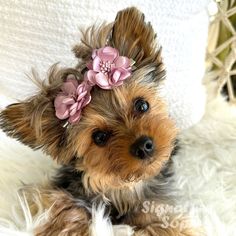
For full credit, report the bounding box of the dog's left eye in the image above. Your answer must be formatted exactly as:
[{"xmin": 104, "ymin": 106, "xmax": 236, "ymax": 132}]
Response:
[
  {"xmin": 134, "ymin": 98, "xmax": 149, "ymax": 113},
  {"xmin": 92, "ymin": 130, "xmax": 110, "ymax": 146}
]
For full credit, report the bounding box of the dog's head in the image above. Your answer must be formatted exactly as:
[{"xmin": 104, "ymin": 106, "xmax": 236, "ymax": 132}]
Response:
[{"xmin": 0, "ymin": 8, "xmax": 177, "ymax": 192}]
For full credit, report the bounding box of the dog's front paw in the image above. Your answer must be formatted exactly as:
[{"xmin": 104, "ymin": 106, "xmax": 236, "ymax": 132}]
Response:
[{"xmin": 113, "ymin": 225, "xmax": 134, "ymax": 236}]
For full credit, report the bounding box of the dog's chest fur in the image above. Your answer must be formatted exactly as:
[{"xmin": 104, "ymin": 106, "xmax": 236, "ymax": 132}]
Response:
[{"xmin": 53, "ymin": 158, "xmax": 175, "ymax": 224}]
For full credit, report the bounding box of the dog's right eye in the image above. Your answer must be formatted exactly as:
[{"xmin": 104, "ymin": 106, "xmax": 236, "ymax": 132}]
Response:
[
  {"xmin": 92, "ymin": 130, "xmax": 110, "ymax": 146},
  {"xmin": 134, "ymin": 98, "xmax": 149, "ymax": 114}
]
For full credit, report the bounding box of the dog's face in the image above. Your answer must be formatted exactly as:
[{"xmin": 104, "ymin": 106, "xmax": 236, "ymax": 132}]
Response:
[
  {"xmin": 74, "ymin": 74, "xmax": 176, "ymax": 191},
  {"xmin": 0, "ymin": 8, "xmax": 177, "ymax": 192}
]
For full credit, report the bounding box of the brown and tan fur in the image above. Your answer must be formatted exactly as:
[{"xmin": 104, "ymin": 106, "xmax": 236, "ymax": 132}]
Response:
[{"xmin": 0, "ymin": 7, "xmax": 203, "ymax": 236}]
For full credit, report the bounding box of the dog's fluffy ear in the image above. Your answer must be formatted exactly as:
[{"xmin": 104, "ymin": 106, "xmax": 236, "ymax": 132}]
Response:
[
  {"xmin": 73, "ymin": 7, "xmax": 164, "ymax": 82},
  {"xmin": 0, "ymin": 66, "xmax": 78, "ymax": 164},
  {"xmin": 111, "ymin": 7, "xmax": 162, "ymax": 69},
  {"xmin": 74, "ymin": 7, "xmax": 160, "ymax": 65}
]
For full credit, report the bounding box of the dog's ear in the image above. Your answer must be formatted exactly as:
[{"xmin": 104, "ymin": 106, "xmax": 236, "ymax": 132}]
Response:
[
  {"xmin": 73, "ymin": 8, "xmax": 163, "ymax": 76},
  {"xmin": 111, "ymin": 7, "xmax": 162, "ymax": 69},
  {"xmin": 0, "ymin": 67, "xmax": 78, "ymax": 164}
]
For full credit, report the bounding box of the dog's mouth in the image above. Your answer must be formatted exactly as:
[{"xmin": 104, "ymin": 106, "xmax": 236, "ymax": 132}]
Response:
[
  {"xmin": 123, "ymin": 155, "xmax": 164, "ymax": 182},
  {"xmin": 142, "ymin": 154, "xmax": 156, "ymax": 164}
]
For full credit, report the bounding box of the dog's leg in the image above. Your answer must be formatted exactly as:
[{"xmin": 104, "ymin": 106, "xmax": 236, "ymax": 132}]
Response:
[
  {"xmin": 124, "ymin": 211, "xmax": 203, "ymax": 236},
  {"xmin": 25, "ymin": 188, "xmax": 90, "ymax": 236}
]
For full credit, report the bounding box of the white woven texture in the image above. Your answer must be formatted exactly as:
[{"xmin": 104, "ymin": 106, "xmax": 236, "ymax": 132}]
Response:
[{"xmin": 0, "ymin": 0, "xmax": 210, "ymax": 130}]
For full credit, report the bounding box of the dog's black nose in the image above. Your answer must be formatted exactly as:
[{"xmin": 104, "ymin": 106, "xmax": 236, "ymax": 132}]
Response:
[{"xmin": 130, "ymin": 136, "xmax": 154, "ymax": 159}]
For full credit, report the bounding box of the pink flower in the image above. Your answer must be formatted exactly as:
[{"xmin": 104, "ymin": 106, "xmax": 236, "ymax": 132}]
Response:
[
  {"xmin": 86, "ymin": 46, "xmax": 132, "ymax": 89},
  {"xmin": 54, "ymin": 74, "xmax": 91, "ymax": 124},
  {"xmin": 54, "ymin": 47, "xmax": 134, "ymax": 125}
]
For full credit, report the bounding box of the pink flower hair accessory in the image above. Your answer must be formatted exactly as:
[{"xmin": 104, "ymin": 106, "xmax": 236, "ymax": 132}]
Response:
[
  {"xmin": 86, "ymin": 46, "xmax": 134, "ymax": 89},
  {"xmin": 54, "ymin": 46, "xmax": 134, "ymax": 124},
  {"xmin": 54, "ymin": 75, "xmax": 92, "ymax": 124}
]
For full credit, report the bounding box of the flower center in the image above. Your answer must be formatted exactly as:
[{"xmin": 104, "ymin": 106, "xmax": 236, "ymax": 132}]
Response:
[{"xmin": 100, "ymin": 61, "xmax": 111, "ymax": 75}]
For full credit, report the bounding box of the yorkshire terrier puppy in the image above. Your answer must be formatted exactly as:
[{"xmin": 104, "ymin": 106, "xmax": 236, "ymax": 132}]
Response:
[{"xmin": 0, "ymin": 7, "xmax": 201, "ymax": 236}]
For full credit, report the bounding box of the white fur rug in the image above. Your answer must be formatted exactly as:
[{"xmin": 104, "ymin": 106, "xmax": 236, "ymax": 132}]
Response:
[
  {"xmin": 173, "ymin": 95, "xmax": 236, "ymax": 236},
  {"xmin": 0, "ymin": 85, "xmax": 236, "ymax": 236}
]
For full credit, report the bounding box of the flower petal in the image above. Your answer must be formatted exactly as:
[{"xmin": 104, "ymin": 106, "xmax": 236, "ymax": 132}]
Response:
[
  {"xmin": 55, "ymin": 104, "xmax": 69, "ymax": 119},
  {"xmin": 83, "ymin": 94, "xmax": 91, "ymax": 107},
  {"xmin": 77, "ymin": 100, "xmax": 83, "ymax": 110},
  {"xmin": 92, "ymin": 49, "xmax": 97, "ymax": 59},
  {"xmin": 62, "ymin": 81, "xmax": 77, "ymax": 94},
  {"xmin": 93, "ymin": 56, "xmax": 101, "ymax": 72},
  {"xmin": 70, "ymin": 102, "xmax": 78, "ymax": 110},
  {"xmin": 95, "ymin": 73, "xmax": 111, "ymax": 89},
  {"xmin": 111, "ymin": 70, "xmax": 121, "ymax": 83},
  {"xmin": 62, "ymin": 97, "xmax": 75, "ymax": 105},
  {"xmin": 119, "ymin": 71, "xmax": 131, "ymax": 81},
  {"xmin": 86, "ymin": 70, "xmax": 97, "ymax": 86},
  {"xmin": 70, "ymin": 102, "xmax": 79, "ymax": 116},
  {"xmin": 84, "ymin": 82, "xmax": 92, "ymax": 92},
  {"xmin": 69, "ymin": 79, "xmax": 79, "ymax": 88},
  {"xmin": 77, "ymin": 91, "xmax": 87, "ymax": 101},
  {"xmin": 97, "ymin": 46, "xmax": 119, "ymax": 62},
  {"xmin": 66, "ymin": 75, "xmax": 79, "ymax": 88},
  {"xmin": 115, "ymin": 56, "xmax": 130, "ymax": 68},
  {"xmin": 69, "ymin": 110, "xmax": 81, "ymax": 123},
  {"xmin": 76, "ymin": 81, "xmax": 87, "ymax": 94},
  {"xmin": 54, "ymin": 95, "xmax": 67, "ymax": 108}
]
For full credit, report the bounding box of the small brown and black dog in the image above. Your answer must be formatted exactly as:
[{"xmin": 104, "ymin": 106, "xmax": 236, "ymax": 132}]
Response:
[{"xmin": 0, "ymin": 7, "xmax": 201, "ymax": 236}]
